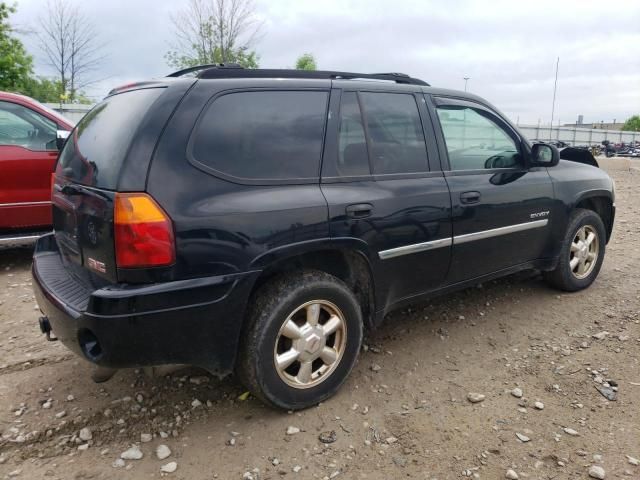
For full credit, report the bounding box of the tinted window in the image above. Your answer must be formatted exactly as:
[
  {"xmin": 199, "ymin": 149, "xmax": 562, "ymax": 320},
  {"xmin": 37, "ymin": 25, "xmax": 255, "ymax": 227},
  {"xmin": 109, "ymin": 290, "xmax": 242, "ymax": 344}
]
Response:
[
  {"xmin": 57, "ymin": 88, "xmax": 164, "ymax": 188},
  {"xmin": 436, "ymin": 106, "xmax": 521, "ymax": 170},
  {"xmin": 0, "ymin": 101, "xmax": 57, "ymax": 151},
  {"xmin": 191, "ymin": 91, "xmax": 329, "ymax": 181},
  {"xmin": 360, "ymin": 92, "xmax": 428, "ymax": 174},
  {"xmin": 337, "ymin": 92, "xmax": 369, "ymax": 176}
]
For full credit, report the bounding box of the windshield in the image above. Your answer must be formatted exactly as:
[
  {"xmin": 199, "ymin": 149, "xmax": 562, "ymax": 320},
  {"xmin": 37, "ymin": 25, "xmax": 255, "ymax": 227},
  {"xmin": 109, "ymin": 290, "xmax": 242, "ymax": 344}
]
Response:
[{"xmin": 56, "ymin": 88, "xmax": 164, "ymax": 189}]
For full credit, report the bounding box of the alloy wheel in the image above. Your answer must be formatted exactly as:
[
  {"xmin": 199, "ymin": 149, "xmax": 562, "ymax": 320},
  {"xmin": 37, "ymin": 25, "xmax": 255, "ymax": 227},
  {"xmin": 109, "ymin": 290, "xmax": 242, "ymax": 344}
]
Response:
[
  {"xmin": 570, "ymin": 225, "xmax": 599, "ymax": 279},
  {"xmin": 273, "ymin": 300, "xmax": 347, "ymax": 389}
]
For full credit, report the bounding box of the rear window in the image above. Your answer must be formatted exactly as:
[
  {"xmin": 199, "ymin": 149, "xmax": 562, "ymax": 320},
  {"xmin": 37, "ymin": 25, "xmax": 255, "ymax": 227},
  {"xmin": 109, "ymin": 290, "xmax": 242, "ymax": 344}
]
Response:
[
  {"xmin": 190, "ymin": 90, "xmax": 329, "ymax": 181},
  {"xmin": 359, "ymin": 92, "xmax": 429, "ymax": 174},
  {"xmin": 57, "ymin": 88, "xmax": 164, "ymax": 189}
]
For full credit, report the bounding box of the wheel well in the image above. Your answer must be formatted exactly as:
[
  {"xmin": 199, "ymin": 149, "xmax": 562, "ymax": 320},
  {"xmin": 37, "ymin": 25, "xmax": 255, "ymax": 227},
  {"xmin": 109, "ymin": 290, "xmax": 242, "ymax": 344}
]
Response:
[
  {"xmin": 251, "ymin": 249, "xmax": 375, "ymax": 329},
  {"xmin": 575, "ymin": 196, "xmax": 614, "ymax": 242}
]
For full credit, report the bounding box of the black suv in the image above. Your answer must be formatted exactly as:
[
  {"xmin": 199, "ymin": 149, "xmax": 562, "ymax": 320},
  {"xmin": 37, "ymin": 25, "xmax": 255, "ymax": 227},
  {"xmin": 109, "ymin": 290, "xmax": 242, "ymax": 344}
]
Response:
[{"xmin": 32, "ymin": 66, "xmax": 615, "ymax": 409}]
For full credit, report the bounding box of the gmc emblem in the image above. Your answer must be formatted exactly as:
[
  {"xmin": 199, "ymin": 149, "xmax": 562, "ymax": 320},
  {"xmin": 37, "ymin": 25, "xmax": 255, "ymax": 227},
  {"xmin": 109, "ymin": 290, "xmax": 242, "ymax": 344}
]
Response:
[{"xmin": 87, "ymin": 257, "xmax": 106, "ymax": 273}]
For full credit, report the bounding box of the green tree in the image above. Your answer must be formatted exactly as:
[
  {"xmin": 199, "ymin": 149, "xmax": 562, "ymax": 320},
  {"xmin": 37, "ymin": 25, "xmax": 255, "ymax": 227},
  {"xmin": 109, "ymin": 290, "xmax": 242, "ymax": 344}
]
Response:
[
  {"xmin": 21, "ymin": 77, "xmax": 64, "ymax": 103},
  {"xmin": 37, "ymin": 0, "xmax": 105, "ymax": 103},
  {"xmin": 295, "ymin": 53, "xmax": 316, "ymax": 71},
  {"xmin": 165, "ymin": 46, "xmax": 258, "ymax": 70},
  {"xmin": 0, "ymin": 3, "xmax": 33, "ymax": 91},
  {"xmin": 166, "ymin": 0, "xmax": 261, "ymax": 70},
  {"xmin": 20, "ymin": 76, "xmax": 90, "ymax": 104},
  {"xmin": 622, "ymin": 115, "xmax": 640, "ymax": 132}
]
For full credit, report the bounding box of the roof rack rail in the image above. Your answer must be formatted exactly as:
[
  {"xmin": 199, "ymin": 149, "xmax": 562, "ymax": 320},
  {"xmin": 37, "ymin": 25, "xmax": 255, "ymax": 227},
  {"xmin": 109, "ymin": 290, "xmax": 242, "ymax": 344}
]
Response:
[
  {"xmin": 190, "ymin": 66, "xmax": 429, "ymax": 86},
  {"xmin": 167, "ymin": 63, "xmax": 243, "ymax": 78}
]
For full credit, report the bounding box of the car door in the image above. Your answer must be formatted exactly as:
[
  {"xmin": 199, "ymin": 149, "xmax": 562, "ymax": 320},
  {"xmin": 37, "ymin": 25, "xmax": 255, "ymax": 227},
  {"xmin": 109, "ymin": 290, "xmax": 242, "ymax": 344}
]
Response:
[
  {"xmin": 0, "ymin": 100, "xmax": 59, "ymax": 231},
  {"xmin": 321, "ymin": 85, "xmax": 452, "ymax": 313},
  {"xmin": 428, "ymin": 95, "xmax": 555, "ymax": 283}
]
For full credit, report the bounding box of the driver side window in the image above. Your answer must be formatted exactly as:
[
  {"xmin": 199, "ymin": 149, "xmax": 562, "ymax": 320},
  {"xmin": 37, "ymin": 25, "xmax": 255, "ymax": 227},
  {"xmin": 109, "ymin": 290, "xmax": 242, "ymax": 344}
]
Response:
[
  {"xmin": 436, "ymin": 105, "xmax": 521, "ymax": 170},
  {"xmin": 0, "ymin": 101, "xmax": 57, "ymax": 151}
]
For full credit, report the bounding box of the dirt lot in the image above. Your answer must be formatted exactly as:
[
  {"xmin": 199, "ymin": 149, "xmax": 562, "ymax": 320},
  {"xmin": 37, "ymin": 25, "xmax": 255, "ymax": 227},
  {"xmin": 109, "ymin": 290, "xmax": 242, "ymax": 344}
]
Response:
[{"xmin": 1, "ymin": 158, "xmax": 639, "ymax": 480}]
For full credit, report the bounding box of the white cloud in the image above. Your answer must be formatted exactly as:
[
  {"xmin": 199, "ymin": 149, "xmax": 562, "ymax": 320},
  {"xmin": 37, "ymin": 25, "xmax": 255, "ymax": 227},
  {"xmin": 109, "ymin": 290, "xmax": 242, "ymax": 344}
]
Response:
[{"xmin": 11, "ymin": 0, "xmax": 640, "ymax": 124}]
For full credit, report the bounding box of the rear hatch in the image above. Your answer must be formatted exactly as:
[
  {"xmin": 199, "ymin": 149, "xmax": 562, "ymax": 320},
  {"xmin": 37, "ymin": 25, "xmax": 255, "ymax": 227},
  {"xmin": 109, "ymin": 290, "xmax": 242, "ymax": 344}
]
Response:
[{"xmin": 52, "ymin": 87, "xmax": 167, "ymax": 286}]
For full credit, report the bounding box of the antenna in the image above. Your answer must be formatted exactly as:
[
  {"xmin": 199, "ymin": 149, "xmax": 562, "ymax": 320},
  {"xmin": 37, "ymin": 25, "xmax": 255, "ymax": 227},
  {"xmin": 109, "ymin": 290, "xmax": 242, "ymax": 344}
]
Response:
[{"xmin": 550, "ymin": 57, "xmax": 559, "ymax": 140}]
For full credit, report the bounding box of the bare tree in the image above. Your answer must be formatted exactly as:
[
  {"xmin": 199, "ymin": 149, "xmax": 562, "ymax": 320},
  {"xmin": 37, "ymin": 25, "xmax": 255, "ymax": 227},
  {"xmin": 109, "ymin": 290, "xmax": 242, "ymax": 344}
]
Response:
[
  {"xmin": 166, "ymin": 0, "xmax": 263, "ymax": 69},
  {"xmin": 37, "ymin": 0, "xmax": 104, "ymax": 102}
]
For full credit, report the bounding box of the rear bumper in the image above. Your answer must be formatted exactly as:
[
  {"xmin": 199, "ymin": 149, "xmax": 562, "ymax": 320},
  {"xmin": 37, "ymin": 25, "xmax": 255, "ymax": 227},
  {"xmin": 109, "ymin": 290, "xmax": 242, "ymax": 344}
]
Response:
[{"xmin": 31, "ymin": 234, "xmax": 259, "ymax": 375}]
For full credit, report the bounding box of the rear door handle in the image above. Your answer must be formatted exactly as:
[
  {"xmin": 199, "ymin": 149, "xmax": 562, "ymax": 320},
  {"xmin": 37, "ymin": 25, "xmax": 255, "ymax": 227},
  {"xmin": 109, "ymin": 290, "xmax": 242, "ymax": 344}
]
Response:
[
  {"xmin": 460, "ymin": 191, "xmax": 481, "ymax": 204},
  {"xmin": 346, "ymin": 203, "xmax": 373, "ymax": 218}
]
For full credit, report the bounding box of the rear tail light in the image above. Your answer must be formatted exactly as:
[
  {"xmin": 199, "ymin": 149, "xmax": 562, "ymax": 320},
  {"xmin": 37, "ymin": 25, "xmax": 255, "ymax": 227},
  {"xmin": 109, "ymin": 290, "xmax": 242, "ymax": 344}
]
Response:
[{"xmin": 114, "ymin": 193, "xmax": 175, "ymax": 268}]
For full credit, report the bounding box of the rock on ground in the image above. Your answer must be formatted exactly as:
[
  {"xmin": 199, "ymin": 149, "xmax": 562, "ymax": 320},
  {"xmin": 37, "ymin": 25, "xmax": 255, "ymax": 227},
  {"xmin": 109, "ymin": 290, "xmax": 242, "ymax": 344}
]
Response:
[
  {"xmin": 467, "ymin": 392, "xmax": 485, "ymax": 403},
  {"xmin": 156, "ymin": 444, "xmax": 172, "ymax": 460},
  {"xmin": 161, "ymin": 461, "xmax": 178, "ymax": 473},
  {"xmin": 120, "ymin": 445, "xmax": 143, "ymax": 460}
]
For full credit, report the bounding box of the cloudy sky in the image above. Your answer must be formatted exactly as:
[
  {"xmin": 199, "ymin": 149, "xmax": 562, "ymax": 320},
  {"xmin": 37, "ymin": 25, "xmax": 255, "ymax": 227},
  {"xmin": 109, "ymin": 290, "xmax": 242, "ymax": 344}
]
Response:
[{"xmin": 11, "ymin": 0, "xmax": 640, "ymax": 125}]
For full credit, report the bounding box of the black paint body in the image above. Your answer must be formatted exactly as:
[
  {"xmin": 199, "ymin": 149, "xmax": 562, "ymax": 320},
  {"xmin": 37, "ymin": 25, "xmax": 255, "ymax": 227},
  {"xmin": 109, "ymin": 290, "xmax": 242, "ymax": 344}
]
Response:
[{"xmin": 32, "ymin": 75, "xmax": 616, "ymax": 376}]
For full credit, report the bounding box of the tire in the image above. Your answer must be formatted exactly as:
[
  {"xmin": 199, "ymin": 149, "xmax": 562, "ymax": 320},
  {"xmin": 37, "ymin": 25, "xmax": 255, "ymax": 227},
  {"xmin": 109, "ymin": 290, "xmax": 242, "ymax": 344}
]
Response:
[
  {"xmin": 236, "ymin": 270, "xmax": 363, "ymax": 410},
  {"xmin": 543, "ymin": 208, "xmax": 606, "ymax": 292}
]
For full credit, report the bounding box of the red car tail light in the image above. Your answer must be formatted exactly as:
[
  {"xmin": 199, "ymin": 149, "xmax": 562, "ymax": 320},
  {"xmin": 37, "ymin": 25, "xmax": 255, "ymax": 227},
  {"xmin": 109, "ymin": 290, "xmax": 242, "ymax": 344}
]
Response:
[{"xmin": 114, "ymin": 193, "xmax": 175, "ymax": 268}]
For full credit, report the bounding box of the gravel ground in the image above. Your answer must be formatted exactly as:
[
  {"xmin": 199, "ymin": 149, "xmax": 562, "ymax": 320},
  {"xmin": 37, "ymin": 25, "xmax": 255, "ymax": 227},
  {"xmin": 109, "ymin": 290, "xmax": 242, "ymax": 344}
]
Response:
[{"xmin": 0, "ymin": 158, "xmax": 639, "ymax": 480}]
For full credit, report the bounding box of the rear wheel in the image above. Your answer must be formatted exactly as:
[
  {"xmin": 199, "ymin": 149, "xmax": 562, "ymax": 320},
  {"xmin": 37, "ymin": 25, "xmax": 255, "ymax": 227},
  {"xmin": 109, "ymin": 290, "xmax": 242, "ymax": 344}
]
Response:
[
  {"xmin": 544, "ymin": 208, "xmax": 606, "ymax": 291},
  {"xmin": 236, "ymin": 270, "xmax": 363, "ymax": 410}
]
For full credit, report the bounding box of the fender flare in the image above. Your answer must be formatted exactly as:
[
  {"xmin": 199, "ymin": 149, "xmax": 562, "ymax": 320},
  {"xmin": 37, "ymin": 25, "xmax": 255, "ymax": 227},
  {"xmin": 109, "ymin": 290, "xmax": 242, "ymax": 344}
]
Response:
[
  {"xmin": 248, "ymin": 237, "xmax": 380, "ymax": 327},
  {"xmin": 571, "ymin": 189, "xmax": 614, "ymax": 208}
]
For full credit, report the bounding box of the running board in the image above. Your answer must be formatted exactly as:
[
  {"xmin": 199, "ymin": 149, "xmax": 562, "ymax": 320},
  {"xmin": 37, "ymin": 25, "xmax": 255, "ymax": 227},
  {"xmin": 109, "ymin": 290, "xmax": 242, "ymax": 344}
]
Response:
[{"xmin": 0, "ymin": 231, "xmax": 51, "ymax": 246}]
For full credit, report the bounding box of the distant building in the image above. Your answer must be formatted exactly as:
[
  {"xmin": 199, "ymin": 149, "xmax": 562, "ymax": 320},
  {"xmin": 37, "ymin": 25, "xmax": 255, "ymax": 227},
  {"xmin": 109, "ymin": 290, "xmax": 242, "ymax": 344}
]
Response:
[{"xmin": 563, "ymin": 120, "xmax": 625, "ymax": 130}]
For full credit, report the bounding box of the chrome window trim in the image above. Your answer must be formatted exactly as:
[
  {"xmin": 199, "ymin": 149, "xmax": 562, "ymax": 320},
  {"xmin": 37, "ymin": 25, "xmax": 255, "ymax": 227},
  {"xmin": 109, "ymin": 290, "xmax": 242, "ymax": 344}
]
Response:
[{"xmin": 378, "ymin": 219, "xmax": 548, "ymax": 259}]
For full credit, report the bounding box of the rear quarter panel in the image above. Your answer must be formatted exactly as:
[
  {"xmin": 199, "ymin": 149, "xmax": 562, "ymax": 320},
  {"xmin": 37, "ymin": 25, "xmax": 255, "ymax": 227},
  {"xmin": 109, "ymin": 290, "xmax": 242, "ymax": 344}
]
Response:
[{"xmin": 145, "ymin": 79, "xmax": 331, "ymax": 281}]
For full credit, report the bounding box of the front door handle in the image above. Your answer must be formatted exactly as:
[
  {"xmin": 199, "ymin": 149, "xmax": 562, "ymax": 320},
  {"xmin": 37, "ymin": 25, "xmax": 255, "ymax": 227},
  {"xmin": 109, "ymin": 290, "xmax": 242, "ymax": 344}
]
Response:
[
  {"xmin": 346, "ymin": 203, "xmax": 373, "ymax": 218},
  {"xmin": 460, "ymin": 191, "xmax": 481, "ymax": 204}
]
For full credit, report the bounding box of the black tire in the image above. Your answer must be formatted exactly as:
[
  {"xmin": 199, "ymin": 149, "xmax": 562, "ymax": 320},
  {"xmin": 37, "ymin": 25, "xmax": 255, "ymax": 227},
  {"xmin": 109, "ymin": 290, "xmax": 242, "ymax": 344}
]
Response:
[
  {"xmin": 543, "ymin": 208, "xmax": 606, "ymax": 292},
  {"xmin": 236, "ymin": 270, "xmax": 363, "ymax": 410}
]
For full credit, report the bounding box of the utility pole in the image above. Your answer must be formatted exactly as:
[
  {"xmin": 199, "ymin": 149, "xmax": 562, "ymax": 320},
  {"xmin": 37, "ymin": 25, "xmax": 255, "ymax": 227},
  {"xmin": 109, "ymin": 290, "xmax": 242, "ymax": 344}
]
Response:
[
  {"xmin": 463, "ymin": 76, "xmax": 470, "ymax": 92},
  {"xmin": 550, "ymin": 57, "xmax": 559, "ymax": 140}
]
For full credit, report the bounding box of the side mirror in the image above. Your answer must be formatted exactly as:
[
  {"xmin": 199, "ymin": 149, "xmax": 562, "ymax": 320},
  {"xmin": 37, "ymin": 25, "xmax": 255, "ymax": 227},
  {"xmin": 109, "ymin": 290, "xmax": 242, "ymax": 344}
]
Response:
[
  {"xmin": 531, "ymin": 142, "xmax": 560, "ymax": 167},
  {"xmin": 56, "ymin": 130, "xmax": 70, "ymax": 151}
]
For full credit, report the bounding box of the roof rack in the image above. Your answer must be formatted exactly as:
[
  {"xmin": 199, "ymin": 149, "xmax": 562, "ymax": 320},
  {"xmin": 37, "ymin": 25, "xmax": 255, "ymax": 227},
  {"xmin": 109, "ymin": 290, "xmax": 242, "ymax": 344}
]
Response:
[
  {"xmin": 166, "ymin": 63, "xmax": 243, "ymax": 78},
  {"xmin": 168, "ymin": 65, "xmax": 429, "ymax": 86}
]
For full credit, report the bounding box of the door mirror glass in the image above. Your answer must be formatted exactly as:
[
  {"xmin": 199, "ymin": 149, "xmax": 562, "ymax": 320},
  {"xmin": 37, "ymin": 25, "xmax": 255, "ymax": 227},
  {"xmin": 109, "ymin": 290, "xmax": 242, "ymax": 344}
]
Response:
[
  {"xmin": 531, "ymin": 142, "xmax": 560, "ymax": 166},
  {"xmin": 56, "ymin": 129, "xmax": 70, "ymax": 151}
]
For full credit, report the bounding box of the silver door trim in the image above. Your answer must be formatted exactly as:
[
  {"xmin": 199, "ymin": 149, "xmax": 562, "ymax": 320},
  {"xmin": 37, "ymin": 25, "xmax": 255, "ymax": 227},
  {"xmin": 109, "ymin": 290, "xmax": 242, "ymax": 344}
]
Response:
[
  {"xmin": 453, "ymin": 219, "xmax": 548, "ymax": 245},
  {"xmin": 378, "ymin": 219, "xmax": 548, "ymax": 260},
  {"xmin": 378, "ymin": 237, "xmax": 453, "ymax": 260},
  {"xmin": 0, "ymin": 234, "xmax": 44, "ymax": 245},
  {"xmin": 0, "ymin": 201, "xmax": 52, "ymax": 207}
]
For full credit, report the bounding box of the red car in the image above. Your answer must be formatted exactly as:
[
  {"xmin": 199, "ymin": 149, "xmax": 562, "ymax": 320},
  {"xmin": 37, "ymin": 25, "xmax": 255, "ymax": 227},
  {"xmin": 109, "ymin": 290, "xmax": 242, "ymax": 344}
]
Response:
[{"xmin": 0, "ymin": 92, "xmax": 73, "ymax": 244}]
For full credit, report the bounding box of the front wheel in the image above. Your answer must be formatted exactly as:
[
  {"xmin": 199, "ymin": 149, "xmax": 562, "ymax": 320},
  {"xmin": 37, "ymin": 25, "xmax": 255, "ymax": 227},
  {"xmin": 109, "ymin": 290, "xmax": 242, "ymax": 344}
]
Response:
[
  {"xmin": 236, "ymin": 270, "xmax": 363, "ymax": 410},
  {"xmin": 544, "ymin": 208, "xmax": 606, "ymax": 291}
]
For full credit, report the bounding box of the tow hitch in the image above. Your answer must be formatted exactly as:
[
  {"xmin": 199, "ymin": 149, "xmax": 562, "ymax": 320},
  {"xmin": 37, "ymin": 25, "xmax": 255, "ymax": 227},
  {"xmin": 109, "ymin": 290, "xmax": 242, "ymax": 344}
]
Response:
[{"xmin": 38, "ymin": 316, "xmax": 58, "ymax": 342}]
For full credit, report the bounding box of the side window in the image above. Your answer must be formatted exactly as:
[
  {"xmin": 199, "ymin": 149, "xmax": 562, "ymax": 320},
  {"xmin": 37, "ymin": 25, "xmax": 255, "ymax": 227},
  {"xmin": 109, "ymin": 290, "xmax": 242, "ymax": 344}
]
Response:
[
  {"xmin": 337, "ymin": 91, "xmax": 369, "ymax": 176},
  {"xmin": 191, "ymin": 90, "xmax": 329, "ymax": 181},
  {"xmin": 0, "ymin": 101, "xmax": 57, "ymax": 151},
  {"xmin": 436, "ymin": 105, "xmax": 521, "ymax": 170},
  {"xmin": 359, "ymin": 92, "xmax": 429, "ymax": 174}
]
